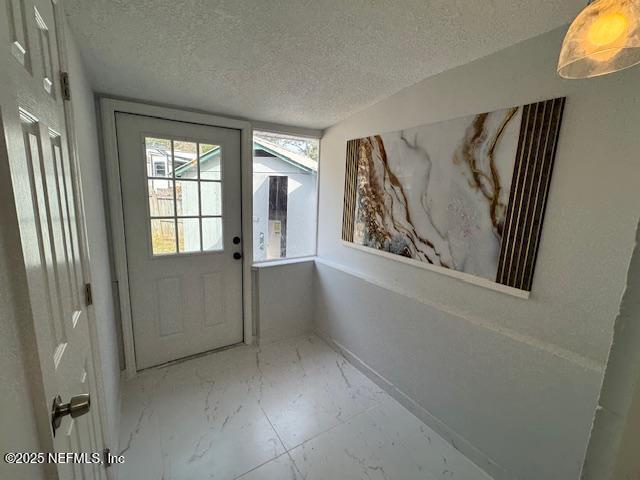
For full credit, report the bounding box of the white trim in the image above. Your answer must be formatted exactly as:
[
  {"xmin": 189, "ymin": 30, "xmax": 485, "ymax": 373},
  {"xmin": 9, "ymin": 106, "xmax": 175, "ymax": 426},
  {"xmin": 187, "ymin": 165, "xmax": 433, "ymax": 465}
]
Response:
[
  {"xmin": 252, "ymin": 121, "xmax": 322, "ymax": 139},
  {"xmin": 341, "ymin": 240, "xmax": 531, "ymax": 299},
  {"xmin": 100, "ymin": 98, "xmax": 253, "ymax": 378},
  {"xmin": 100, "ymin": 101, "xmax": 136, "ymax": 379},
  {"xmin": 241, "ymin": 125, "xmax": 253, "ymax": 346},
  {"xmin": 314, "ymin": 138, "xmax": 321, "ymax": 260},
  {"xmin": 252, "ymin": 256, "xmax": 316, "ymax": 269}
]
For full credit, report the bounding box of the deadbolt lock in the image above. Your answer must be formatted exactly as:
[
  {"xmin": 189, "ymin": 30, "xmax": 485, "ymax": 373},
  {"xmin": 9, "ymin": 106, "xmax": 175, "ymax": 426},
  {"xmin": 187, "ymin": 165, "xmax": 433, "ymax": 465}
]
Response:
[{"xmin": 51, "ymin": 393, "xmax": 91, "ymax": 435}]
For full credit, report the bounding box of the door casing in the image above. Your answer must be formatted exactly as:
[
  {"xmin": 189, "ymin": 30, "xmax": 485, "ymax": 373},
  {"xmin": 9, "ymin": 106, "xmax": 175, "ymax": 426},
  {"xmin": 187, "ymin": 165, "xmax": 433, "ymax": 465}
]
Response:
[{"xmin": 100, "ymin": 98, "xmax": 254, "ymax": 378}]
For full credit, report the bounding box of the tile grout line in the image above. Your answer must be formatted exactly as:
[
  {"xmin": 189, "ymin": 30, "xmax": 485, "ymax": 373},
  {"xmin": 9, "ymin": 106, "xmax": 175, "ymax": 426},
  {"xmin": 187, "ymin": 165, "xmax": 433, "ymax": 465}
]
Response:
[
  {"xmin": 276, "ymin": 402, "xmax": 387, "ymax": 479},
  {"xmin": 121, "ymin": 332, "xmax": 389, "ymax": 479},
  {"xmin": 285, "ymin": 451, "xmax": 306, "ymax": 480},
  {"xmin": 278, "ymin": 408, "xmax": 378, "ymax": 480},
  {"xmin": 281, "ymin": 399, "xmax": 385, "ymax": 453},
  {"xmin": 255, "ymin": 334, "xmax": 385, "ymax": 477},
  {"xmin": 260, "ymin": 404, "xmax": 287, "ymax": 453},
  {"xmin": 263, "ymin": 332, "xmax": 388, "ymax": 453},
  {"xmin": 257, "ymin": 405, "xmax": 307, "ymax": 479},
  {"xmin": 231, "ymin": 451, "xmax": 297, "ymax": 480}
]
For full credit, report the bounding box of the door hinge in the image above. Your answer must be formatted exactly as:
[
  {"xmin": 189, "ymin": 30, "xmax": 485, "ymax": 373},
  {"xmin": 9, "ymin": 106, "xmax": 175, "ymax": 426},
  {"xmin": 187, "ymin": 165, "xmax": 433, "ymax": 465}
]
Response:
[
  {"xmin": 84, "ymin": 283, "xmax": 93, "ymax": 306},
  {"xmin": 60, "ymin": 71, "xmax": 71, "ymax": 101},
  {"xmin": 103, "ymin": 448, "xmax": 112, "ymax": 468}
]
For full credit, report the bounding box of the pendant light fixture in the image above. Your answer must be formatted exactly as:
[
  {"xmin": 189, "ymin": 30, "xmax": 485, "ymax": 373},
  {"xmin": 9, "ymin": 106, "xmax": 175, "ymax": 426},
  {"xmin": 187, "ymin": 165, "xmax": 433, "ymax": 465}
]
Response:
[{"xmin": 558, "ymin": 0, "xmax": 640, "ymax": 78}]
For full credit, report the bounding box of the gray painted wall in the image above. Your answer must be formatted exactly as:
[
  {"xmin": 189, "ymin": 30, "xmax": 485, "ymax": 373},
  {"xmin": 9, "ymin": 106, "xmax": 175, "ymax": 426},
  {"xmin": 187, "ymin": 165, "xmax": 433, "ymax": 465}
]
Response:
[
  {"xmin": 66, "ymin": 30, "xmax": 121, "ymax": 457},
  {"xmin": 314, "ymin": 261, "xmax": 600, "ymax": 479},
  {"xmin": 314, "ymin": 26, "xmax": 640, "ymax": 480},
  {"xmin": 612, "ymin": 381, "xmax": 640, "ymax": 480},
  {"xmin": 253, "ymin": 260, "xmax": 314, "ymax": 344},
  {"xmin": 581, "ymin": 220, "xmax": 640, "ymax": 480}
]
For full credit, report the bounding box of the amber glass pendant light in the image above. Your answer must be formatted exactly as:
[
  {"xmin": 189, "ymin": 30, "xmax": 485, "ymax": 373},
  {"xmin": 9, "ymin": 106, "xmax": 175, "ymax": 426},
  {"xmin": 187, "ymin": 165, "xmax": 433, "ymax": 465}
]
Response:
[{"xmin": 558, "ymin": 0, "xmax": 640, "ymax": 78}]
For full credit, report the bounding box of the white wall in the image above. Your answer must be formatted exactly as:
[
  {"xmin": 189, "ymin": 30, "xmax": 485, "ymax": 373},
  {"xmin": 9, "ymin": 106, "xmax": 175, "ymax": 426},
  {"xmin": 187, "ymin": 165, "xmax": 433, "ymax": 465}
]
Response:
[
  {"xmin": 315, "ymin": 26, "xmax": 640, "ymax": 480},
  {"xmin": 66, "ymin": 31, "xmax": 121, "ymax": 458}
]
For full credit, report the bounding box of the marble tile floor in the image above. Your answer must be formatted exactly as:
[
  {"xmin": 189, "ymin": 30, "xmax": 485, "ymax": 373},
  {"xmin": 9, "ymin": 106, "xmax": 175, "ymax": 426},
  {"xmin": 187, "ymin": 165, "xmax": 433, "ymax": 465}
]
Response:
[{"xmin": 118, "ymin": 334, "xmax": 492, "ymax": 480}]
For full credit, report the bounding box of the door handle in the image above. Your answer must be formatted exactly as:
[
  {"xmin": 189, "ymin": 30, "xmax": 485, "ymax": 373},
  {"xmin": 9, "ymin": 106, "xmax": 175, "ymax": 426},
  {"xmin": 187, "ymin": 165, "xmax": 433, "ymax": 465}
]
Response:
[
  {"xmin": 233, "ymin": 252, "xmax": 242, "ymax": 260},
  {"xmin": 51, "ymin": 393, "xmax": 91, "ymax": 435}
]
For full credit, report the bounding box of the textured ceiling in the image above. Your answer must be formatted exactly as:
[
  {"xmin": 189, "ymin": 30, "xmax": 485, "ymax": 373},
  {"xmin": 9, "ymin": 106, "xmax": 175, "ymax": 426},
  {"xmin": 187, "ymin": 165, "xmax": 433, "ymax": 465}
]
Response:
[{"xmin": 64, "ymin": 0, "xmax": 583, "ymax": 129}]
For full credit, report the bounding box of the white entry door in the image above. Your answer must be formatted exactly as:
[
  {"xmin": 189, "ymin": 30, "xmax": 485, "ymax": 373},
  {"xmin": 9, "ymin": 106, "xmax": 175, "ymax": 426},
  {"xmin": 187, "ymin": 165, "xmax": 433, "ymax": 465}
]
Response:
[
  {"xmin": 115, "ymin": 113, "xmax": 244, "ymax": 370},
  {"xmin": 0, "ymin": 0, "xmax": 105, "ymax": 478}
]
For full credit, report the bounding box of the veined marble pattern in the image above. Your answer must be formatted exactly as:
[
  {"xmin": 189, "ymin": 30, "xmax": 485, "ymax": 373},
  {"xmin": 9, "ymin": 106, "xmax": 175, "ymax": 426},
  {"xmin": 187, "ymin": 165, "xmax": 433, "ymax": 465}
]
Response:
[
  {"xmin": 352, "ymin": 108, "xmax": 522, "ymax": 281},
  {"xmin": 118, "ymin": 334, "xmax": 492, "ymax": 480}
]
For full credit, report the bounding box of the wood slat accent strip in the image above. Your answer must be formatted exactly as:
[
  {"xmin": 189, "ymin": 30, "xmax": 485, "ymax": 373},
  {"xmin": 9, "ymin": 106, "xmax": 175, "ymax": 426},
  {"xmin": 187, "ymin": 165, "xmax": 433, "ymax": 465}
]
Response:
[
  {"xmin": 496, "ymin": 103, "xmax": 532, "ymax": 283},
  {"xmin": 496, "ymin": 97, "xmax": 565, "ymax": 291},
  {"xmin": 521, "ymin": 98, "xmax": 565, "ymax": 291},
  {"xmin": 341, "ymin": 139, "xmax": 358, "ymax": 242}
]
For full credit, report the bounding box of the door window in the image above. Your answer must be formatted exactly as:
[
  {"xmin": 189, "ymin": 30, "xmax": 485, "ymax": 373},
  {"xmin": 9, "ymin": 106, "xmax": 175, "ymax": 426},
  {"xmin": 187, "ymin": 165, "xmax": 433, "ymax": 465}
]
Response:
[{"xmin": 144, "ymin": 136, "xmax": 222, "ymax": 255}]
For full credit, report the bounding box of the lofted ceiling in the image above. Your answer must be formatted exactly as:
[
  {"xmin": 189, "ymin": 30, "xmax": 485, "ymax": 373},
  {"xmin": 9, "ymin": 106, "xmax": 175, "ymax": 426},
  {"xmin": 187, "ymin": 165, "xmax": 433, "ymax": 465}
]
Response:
[{"xmin": 64, "ymin": 0, "xmax": 583, "ymax": 129}]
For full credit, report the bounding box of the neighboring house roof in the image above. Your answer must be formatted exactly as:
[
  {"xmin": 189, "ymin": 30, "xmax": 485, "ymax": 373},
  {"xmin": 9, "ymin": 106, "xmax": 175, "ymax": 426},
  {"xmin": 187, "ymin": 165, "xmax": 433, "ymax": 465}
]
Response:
[
  {"xmin": 172, "ymin": 137, "xmax": 317, "ymax": 177},
  {"xmin": 173, "ymin": 146, "xmax": 220, "ymax": 178},
  {"xmin": 147, "ymin": 147, "xmax": 193, "ymax": 170},
  {"xmin": 253, "ymin": 137, "xmax": 317, "ymax": 173}
]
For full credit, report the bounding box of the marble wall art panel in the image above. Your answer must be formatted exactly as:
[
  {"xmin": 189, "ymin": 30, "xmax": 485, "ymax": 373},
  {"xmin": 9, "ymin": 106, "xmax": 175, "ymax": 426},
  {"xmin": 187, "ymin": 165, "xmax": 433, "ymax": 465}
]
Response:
[{"xmin": 341, "ymin": 98, "xmax": 565, "ymax": 292}]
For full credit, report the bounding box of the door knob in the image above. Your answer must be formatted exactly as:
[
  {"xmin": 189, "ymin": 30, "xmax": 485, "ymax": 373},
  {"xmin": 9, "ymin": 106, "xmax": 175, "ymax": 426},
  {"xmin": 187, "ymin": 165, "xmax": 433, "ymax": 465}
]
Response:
[
  {"xmin": 51, "ymin": 393, "xmax": 91, "ymax": 435},
  {"xmin": 233, "ymin": 252, "xmax": 242, "ymax": 260},
  {"xmin": 233, "ymin": 236, "xmax": 241, "ymax": 245}
]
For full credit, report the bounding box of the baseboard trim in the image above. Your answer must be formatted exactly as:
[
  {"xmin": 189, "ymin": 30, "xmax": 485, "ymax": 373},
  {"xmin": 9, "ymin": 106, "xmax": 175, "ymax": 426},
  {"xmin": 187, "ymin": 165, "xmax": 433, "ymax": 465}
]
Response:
[{"xmin": 314, "ymin": 328, "xmax": 511, "ymax": 480}]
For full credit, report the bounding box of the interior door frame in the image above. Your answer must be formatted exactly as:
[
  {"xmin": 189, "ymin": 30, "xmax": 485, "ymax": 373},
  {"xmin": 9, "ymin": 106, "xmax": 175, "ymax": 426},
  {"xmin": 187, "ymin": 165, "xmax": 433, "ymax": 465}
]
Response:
[{"xmin": 100, "ymin": 98, "xmax": 253, "ymax": 378}]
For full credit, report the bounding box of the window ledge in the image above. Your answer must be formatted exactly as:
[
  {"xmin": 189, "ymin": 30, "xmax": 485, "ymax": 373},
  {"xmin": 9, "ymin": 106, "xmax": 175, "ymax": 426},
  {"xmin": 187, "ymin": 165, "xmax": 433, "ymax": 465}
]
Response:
[{"xmin": 252, "ymin": 256, "xmax": 316, "ymax": 269}]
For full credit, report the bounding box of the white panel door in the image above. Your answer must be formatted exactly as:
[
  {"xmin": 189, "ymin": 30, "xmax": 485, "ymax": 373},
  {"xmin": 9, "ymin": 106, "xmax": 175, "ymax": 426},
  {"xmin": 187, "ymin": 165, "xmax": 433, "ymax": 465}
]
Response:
[
  {"xmin": 115, "ymin": 113, "xmax": 244, "ymax": 369},
  {"xmin": 0, "ymin": 0, "xmax": 105, "ymax": 478}
]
